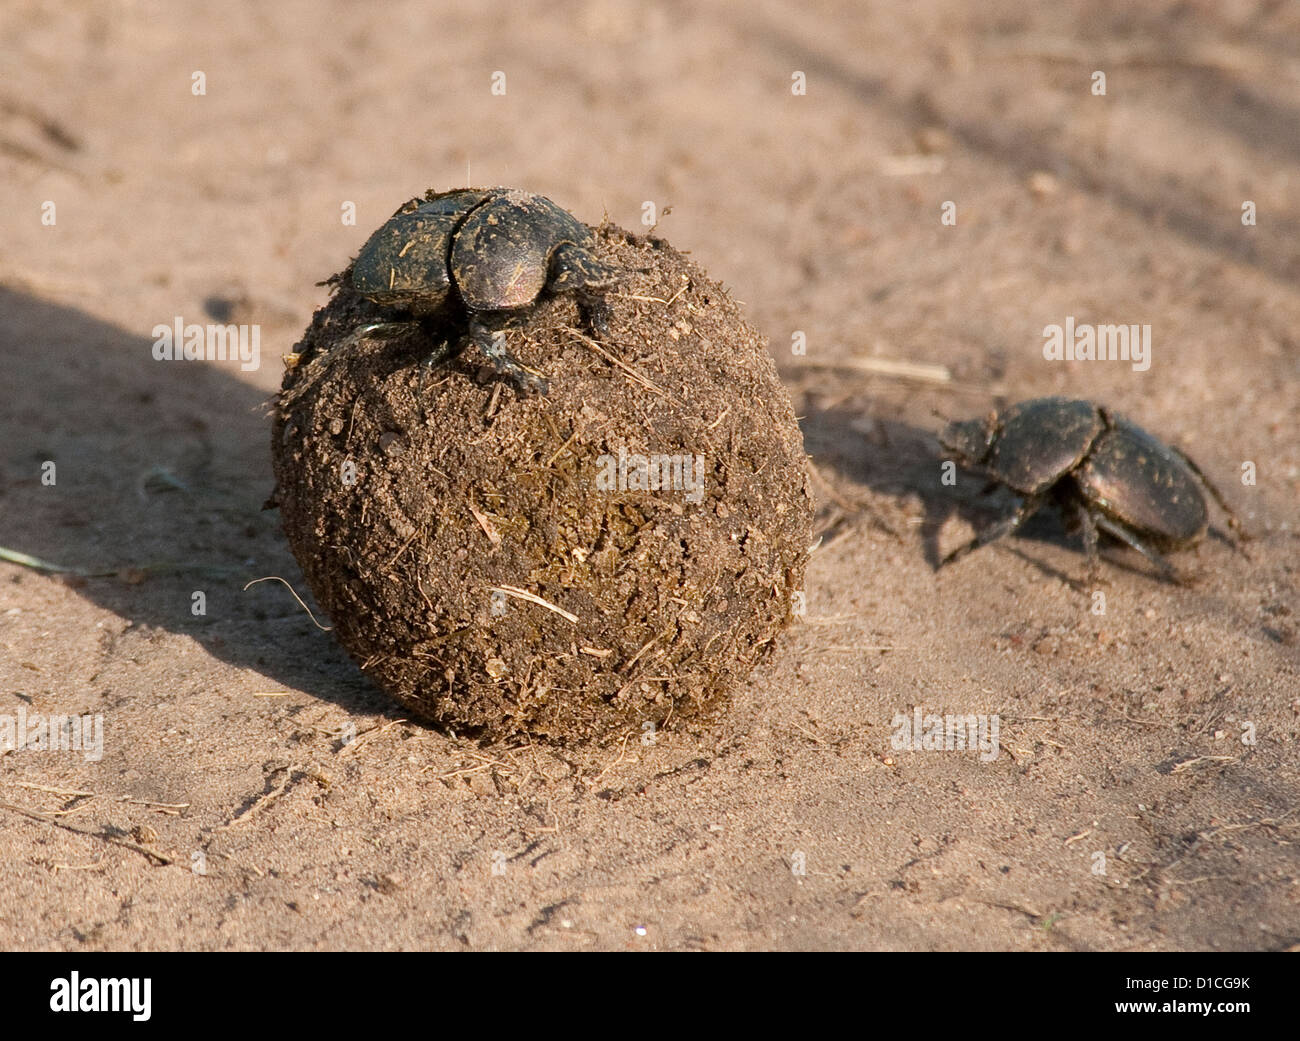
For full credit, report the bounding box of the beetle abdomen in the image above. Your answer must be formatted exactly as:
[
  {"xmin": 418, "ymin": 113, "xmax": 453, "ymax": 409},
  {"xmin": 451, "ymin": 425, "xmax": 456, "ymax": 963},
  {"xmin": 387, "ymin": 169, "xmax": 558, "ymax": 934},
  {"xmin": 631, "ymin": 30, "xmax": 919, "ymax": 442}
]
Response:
[
  {"xmin": 452, "ymin": 192, "xmax": 590, "ymax": 312},
  {"xmin": 352, "ymin": 208, "xmax": 458, "ymax": 314},
  {"xmin": 1077, "ymin": 424, "xmax": 1209, "ymax": 543}
]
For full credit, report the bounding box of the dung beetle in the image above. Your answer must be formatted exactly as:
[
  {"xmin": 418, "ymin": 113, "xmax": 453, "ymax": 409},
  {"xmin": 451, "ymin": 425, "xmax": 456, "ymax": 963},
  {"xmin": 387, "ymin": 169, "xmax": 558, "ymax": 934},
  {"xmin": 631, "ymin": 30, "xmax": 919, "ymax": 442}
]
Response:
[
  {"xmin": 938, "ymin": 396, "xmax": 1245, "ymax": 583},
  {"xmin": 347, "ymin": 187, "xmax": 620, "ymax": 393}
]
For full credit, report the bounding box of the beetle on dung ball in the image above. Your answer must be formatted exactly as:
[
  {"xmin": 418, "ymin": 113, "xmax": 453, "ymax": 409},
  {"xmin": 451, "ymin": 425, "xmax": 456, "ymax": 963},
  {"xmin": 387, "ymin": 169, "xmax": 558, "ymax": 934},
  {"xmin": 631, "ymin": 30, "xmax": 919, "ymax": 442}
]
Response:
[{"xmin": 346, "ymin": 188, "xmax": 620, "ymax": 394}]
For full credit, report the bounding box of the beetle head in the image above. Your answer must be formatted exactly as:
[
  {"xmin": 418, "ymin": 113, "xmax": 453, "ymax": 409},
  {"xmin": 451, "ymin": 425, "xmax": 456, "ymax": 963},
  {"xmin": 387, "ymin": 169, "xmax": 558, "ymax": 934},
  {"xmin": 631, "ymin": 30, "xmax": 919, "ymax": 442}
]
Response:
[{"xmin": 939, "ymin": 413, "xmax": 997, "ymax": 465}]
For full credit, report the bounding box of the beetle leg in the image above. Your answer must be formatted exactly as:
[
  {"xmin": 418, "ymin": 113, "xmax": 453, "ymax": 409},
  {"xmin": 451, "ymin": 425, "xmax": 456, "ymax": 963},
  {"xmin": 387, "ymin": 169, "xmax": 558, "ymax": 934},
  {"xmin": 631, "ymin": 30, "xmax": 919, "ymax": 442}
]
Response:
[
  {"xmin": 1092, "ymin": 514, "xmax": 1183, "ymax": 584},
  {"xmin": 1076, "ymin": 504, "xmax": 1103, "ymax": 586},
  {"xmin": 577, "ymin": 289, "xmax": 613, "ymax": 340},
  {"xmin": 940, "ymin": 493, "xmax": 1046, "ymax": 568},
  {"xmin": 550, "ymin": 242, "xmax": 620, "ymax": 290},
  {"xmin": 337, "ymin": 320, "xmax": 418, "ymax": 351},
  {"xmin": 414, "ymin": 336, "xmax": 464, "ymax": 393},
  {"xmin": 551, "ymin": 243, "xmax": 618, "ymax": 340},
  {"xmin": 1168, "ymin": 446, "xmax": 1249, "ymax": 545},
  {"xmin": 468, "ymin": 317, "xmax": 549, "ymax": 395}
]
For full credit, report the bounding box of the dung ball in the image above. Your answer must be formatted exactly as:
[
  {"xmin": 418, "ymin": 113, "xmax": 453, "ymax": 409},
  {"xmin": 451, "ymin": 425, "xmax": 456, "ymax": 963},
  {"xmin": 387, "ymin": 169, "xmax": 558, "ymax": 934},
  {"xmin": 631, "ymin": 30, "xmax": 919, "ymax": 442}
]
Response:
[{"xmin": 272, "ymin": 218, "xmax": 813, "ymax": 743}]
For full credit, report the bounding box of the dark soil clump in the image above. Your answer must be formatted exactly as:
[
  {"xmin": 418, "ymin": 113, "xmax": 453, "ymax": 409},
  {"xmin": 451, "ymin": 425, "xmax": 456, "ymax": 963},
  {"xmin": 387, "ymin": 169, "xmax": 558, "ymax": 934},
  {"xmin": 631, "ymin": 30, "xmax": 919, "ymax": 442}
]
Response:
[{"xmin": 272, "ymin": 217, "xmax": 813, "ymax": 743}]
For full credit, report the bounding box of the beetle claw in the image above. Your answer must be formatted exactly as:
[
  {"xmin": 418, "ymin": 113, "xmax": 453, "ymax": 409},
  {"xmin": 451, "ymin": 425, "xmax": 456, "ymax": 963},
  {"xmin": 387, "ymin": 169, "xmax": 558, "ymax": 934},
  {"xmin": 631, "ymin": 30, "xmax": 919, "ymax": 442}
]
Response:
[
  {"xmin": 579, "ymin": 290, "xmax": 614, "ymax": 340},
  {"xmin": 470, "ymin": 322, "xmax": 549, "ymax": 395},
  {"xmin": 1092, "ymin": 513, "xmax": 1181, "ymax": 584}
]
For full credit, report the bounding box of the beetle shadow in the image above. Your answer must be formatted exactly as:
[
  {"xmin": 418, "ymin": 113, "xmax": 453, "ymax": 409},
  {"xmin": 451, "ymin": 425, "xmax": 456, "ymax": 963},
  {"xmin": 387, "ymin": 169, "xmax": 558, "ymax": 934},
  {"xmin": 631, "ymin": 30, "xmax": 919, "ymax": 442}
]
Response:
[
  {"xmin": 0, "ymin": 286, "xmax": 390, "ymax": 717},
  {"xmin": 794, "ymin": 391, "xmax": 1184, "ymax": 586},
  {"xmin": 795, "ymin": 392, "xmax": 973, "ymax": 567}
]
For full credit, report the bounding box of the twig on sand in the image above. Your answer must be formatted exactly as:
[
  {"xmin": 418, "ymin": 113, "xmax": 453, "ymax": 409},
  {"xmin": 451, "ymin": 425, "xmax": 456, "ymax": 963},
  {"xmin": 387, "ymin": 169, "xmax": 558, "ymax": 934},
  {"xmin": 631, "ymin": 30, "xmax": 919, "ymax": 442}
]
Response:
[
  {"xmin": 14, "ymin": 782, "xmax": 95, "ymax": 798},
  {"xmin": 337, "ymin": 718, "xmax": 408, "ymax": 757},
  {"xmin": 0, "ymin": 800, "xmax": 172, "ymax": 866},
  {"xmin": 0, "ymin": 545, "xmax": 242, "ymax": 581},
  {"xmin": 243, "ymin": 575, "xmax": 333, "ymax": 630},
  {"xmin": 0, "ymin": 546, "xmax": 80, "ymax": 574},
  {"xmin": 790, "ymin": 357, "xmax": 1003, "ymax": 396},
  {"xmin": 1170, "ymin": 754, "xmax": 1237, "ymax": 774},
  {"xmin": 219, "ymin": 771, "xmax": 297, "ymax": 829},
  {"xmin": 985, "ymin": 37, "xmax": 1254, "ymax": 73},
  {"xmin": 794, "ymin": 356, "xmax": 953, "ymax": 384}
]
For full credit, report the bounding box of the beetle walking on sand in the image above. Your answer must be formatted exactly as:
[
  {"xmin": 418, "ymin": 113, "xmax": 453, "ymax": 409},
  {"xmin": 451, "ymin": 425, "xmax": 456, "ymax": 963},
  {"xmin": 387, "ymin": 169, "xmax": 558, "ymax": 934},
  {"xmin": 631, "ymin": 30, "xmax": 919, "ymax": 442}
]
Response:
[
  {"xmin": 346, "ymin": 187, "xmax": 620, "ymax": 394},
  {"xmin": 939, "ymin": 396, "xmax": 1246, "ymax": 584}
]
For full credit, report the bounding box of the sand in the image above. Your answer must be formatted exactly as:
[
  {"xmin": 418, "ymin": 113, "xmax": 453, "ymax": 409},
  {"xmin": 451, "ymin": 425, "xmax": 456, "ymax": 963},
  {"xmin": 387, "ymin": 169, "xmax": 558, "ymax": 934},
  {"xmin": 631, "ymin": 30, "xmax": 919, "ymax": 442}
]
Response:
[{"xmin": 0, "ymin": 0, "xmax": 1296, "ymax": 950}]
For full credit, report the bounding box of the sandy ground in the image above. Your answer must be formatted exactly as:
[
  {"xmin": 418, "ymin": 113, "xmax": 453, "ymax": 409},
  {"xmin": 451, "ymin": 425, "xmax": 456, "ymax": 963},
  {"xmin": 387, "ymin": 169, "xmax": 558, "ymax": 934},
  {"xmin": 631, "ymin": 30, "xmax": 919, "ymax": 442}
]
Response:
[{"xmin": 1, "ymin": 0, "xmax": 1297, "ymax": 951}]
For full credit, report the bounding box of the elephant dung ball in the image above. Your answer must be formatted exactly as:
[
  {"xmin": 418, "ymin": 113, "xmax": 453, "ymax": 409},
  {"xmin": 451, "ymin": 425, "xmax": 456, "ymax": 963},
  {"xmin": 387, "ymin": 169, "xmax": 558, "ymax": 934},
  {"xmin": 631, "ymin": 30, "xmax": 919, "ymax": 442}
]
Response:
[{"xmin": 272, "ymin": 220, "xmax": 813, "ymax": 743}]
